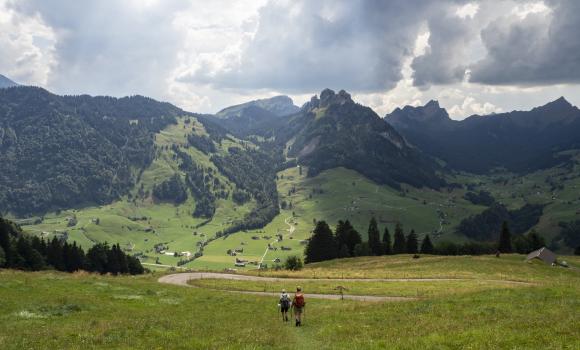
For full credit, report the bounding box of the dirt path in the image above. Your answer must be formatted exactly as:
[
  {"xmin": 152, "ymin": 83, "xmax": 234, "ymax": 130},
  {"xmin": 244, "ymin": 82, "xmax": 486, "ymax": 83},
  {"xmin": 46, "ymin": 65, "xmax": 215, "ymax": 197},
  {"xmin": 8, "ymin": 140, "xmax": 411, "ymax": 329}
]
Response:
[
  {"xmin": 158, "ymin": 272, "xmax": 533, "ymax": 302},
  {"xmin": 257, "ymin": 216, "xmax": 295, "ymax": 269}
]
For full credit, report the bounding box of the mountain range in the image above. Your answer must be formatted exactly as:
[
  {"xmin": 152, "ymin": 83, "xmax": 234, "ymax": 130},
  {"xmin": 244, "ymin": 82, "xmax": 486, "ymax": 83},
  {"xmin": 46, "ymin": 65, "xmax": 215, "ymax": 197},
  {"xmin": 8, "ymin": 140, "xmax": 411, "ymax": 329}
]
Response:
[
  {"xmin": 0, "ymin": 77, "xmax": 579, "ymax": 253},
  {"xmin": 386, "ymin": 97, "xmax": 580, "ymax": 173}
]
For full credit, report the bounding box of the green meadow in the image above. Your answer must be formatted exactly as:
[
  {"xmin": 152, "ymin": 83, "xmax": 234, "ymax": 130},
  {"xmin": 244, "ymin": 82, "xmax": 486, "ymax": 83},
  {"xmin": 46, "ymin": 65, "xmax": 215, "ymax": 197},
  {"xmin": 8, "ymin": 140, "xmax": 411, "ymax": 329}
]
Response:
[{"xmin": 1, "ymin": 255, "xmax": 578, "ymax": 349}]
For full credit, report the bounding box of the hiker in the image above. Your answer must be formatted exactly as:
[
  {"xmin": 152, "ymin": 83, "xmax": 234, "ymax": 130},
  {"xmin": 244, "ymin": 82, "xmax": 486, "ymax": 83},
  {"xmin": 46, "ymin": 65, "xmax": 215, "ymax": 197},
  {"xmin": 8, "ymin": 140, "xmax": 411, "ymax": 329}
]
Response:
[
  {"xmin": 279, "ymin": 289, "xmax": 291, "ymax": 322},
  {"xmin": 292, "ymin": 286, "xmax": 306, "ymax": 327}
]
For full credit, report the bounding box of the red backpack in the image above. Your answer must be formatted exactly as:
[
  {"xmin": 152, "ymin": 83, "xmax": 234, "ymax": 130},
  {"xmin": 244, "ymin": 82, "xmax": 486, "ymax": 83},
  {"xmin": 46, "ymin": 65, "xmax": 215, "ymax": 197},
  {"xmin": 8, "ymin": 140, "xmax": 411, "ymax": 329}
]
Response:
[{"xmin": 294, "ymin": 293, "xmax": 305, "ymax": 307}]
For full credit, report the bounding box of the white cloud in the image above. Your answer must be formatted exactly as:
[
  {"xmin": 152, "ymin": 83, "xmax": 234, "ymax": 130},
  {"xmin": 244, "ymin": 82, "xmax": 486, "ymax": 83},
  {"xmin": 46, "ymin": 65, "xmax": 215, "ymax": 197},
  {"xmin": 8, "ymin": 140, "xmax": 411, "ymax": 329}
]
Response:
[{"xmin": 0, "ymin": 0, "xmax": 56, "ymax": 85}]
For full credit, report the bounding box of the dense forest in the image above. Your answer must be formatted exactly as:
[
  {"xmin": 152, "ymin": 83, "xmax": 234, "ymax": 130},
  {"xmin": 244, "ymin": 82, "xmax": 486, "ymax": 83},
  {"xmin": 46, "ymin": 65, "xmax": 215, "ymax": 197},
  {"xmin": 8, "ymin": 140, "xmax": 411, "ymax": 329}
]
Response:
[
  {"xmin": 211, "ymin": 145, "xmax": 281, "ymax": 235},
  {"xmin": 0, "ymin": 86, "xmax": 182, "ymax": 216},
  {"xmin": 152, "ymin": 174, "xmax": 188, "ymax": 204},
  {"xmin": 0, "ymin": 217, "xmax": 144, "ymax": 274},
  {"xmin": 457, "ymin": 203, "xmax": 544, "ymax": 240},
  {"xmin": 173, "ymin": 147, "xmax": 222, "ymax": 218},
  {"xmin": 463, "ymin": 190, "xmax": 496, "ymax": 206}
]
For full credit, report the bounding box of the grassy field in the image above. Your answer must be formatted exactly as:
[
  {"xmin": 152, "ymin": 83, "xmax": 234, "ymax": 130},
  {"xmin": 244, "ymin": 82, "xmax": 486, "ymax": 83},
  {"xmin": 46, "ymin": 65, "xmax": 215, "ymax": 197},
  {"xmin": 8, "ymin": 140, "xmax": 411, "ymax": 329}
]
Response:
[{"xmin": 1, "ymin": 255, "xmax": 579, "ymax": 349}]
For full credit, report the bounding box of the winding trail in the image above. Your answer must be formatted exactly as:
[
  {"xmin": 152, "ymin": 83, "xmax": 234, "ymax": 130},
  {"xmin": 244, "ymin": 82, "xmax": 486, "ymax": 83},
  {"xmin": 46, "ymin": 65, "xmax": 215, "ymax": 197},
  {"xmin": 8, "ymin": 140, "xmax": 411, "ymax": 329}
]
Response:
[
  {"xmin": 257, "ymin": 216, "xmax": 295, "ymax": 269},
  {"xmin": 158, "ymin": 272, "xmax": 534, "ymax": 302}
]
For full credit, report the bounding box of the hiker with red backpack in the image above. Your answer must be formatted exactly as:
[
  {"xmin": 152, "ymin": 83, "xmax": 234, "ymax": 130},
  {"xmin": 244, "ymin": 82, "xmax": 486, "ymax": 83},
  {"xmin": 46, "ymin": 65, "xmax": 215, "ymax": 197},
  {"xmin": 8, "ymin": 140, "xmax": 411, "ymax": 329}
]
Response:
[
  {"xmin": 279, "ymin": 289, "xmax": 291, "ymax": 322},
  {"xmin": 292, "ymin": 287, "xmax": 305, "ymax": 327}
]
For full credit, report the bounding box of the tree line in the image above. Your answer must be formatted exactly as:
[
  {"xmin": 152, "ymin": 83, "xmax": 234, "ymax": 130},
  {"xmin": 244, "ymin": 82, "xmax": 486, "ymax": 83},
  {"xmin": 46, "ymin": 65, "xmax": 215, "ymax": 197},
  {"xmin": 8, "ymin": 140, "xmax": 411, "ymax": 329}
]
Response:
[
  {"xmin": 305, "ymin": 218, "xmax": 549, "ymax": 264},
  {"xmin": 305, "ymin": 218, "xmax": 434, "ymax": 263},
  {"xmin": 0, "ymin": 218, "xmax": 144, "ymax": 275}
]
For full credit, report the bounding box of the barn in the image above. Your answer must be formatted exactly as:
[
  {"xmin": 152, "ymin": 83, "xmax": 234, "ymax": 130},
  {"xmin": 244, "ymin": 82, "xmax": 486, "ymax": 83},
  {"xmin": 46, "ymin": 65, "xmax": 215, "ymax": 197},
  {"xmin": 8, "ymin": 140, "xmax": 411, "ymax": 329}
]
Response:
[{"xmin": 525, "ymin": 247, "xmax": 557, "ymax": 265}]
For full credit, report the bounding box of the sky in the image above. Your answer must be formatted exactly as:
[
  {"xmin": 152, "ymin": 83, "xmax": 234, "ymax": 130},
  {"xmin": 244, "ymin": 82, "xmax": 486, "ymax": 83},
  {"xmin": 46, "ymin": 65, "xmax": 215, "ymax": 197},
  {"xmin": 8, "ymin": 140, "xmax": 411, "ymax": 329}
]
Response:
[{"xmin": 1, "ymin": 0, "xmax": 580, "ymax": 119}]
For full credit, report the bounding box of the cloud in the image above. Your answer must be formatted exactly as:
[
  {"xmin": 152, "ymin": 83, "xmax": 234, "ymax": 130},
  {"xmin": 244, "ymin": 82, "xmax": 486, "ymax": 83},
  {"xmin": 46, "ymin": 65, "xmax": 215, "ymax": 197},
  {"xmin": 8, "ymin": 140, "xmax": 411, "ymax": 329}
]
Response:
[
  {"xmin": 7, "ymin": 0, "xmax": 191, "ymax": 98},
  {"xmin": 0, "ymin": 0, "xmax": 56, "ymax": 85},
  {"xmin": 3, "ymin": 0, "xmax": 580, "ymax": 116},
  {"xmin": 180, "ymin": 0, "xmax": 451, "ymax": 93},
  {"xmin": 469, "ymin": 0, "xmax": 580, "ymax": 85}
]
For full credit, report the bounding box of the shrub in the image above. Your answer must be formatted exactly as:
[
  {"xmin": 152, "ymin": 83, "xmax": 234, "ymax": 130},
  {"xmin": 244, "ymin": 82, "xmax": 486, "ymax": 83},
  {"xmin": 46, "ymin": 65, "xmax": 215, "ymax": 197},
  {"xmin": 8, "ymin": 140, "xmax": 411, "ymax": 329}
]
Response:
[{"xmin": 284, "ymin": 255, "xmax": 303, "ymax": 271}]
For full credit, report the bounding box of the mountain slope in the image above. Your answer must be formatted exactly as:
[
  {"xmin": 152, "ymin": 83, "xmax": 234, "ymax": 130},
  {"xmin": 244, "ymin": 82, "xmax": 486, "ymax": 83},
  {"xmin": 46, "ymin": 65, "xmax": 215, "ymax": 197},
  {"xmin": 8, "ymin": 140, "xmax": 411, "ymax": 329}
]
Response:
[
  {"xmin": 0, "ymin": 74, "xmax": 19, "ymax": 89},
  {"xmin": 213, "ymin": 95, "xmax": 299, "ymax": 137},
  {"xmin": 285, "ymin": 89, "xmax": 444, "ymax": 189},
  {"xmin": 386, "ymin": 98, "xmax": 580, "ymax": 173},
  {"xmin": 0, "ymin": 86, "xmax": 182, "ymax": 216},
  {"xmin": 215, "ymin": 95, "xmax": 299, "ymax": 119}
]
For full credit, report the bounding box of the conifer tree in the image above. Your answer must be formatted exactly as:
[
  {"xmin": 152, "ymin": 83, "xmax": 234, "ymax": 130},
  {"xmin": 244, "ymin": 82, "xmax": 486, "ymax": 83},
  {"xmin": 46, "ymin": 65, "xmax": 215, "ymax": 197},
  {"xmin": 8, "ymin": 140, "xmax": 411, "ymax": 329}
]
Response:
[
  {"xmin": 382, "ymin": 227, "xmax": 392, "ymax": 255},
  {"xmin": 498, "ymin": 221, "xmax": 513, "ymax": 253},
  {"xmin": 47, "ymin": 237, "xmax": 64, "ymax": 271},
  {"xmin": 420, "ymin": 234, "xmax": 434, "ymax": 254},
  {"xmin": 367, "ymin": 217, "xmax": 382, "ymax": 255},
  {"xmin": 406, "ymin": 230, "xmax": 418, "ymax": 254},
  {"xmin": 305, "ymin": 221, "xmax": 337, "ymax": 263},
  {"xmin": 344, "ymin": 221, "xmax": 362, "ymax": 256},
  {"xmin": 335, "ymin": 220, "xmax": 349, "ymax": 256},
  {"xmin": 0, "ymin": 246, "xmax": 5, "ymax": 267},
  {"xmin": 393, "ymin": 222, "xmax": 406, "ymax": 254},
  {"xmin": 527, "ymin": 229, "xmax": 545, "ymax": 251}
]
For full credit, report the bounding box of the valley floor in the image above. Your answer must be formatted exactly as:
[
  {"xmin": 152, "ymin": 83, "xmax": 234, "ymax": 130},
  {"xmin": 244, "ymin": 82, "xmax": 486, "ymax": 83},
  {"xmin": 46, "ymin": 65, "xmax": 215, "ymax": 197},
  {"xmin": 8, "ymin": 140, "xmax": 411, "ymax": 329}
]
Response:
[{"xmin": 1, "ymin": 255, "xmax": 579, "ymax": 349}]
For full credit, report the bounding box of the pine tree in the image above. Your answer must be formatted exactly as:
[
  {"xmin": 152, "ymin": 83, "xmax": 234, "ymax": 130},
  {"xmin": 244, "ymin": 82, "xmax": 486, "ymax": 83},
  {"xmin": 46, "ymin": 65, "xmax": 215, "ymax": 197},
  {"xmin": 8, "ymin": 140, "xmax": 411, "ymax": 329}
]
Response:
[
  {"xmin": 338, "ymin": 244, "xmax": 350, "ymax": 258},
  {"xmin": 382, "ymin": 227, "xmax": 392, "ymax": 255},
  {"xmin": 367, "ymin": 217, "xmax": 382, "ymax": 255},
  {"xmin": 127, "ymin": 255, "xmax": 145, "ymax": 274},
  {"xmin": 353, "ymin": 242, "xmax": 371, "ymax": 256},
  {"xmin": 420, "ymin": 234, "xmax": 434, "ymax": 254},
  {"xmin": 305, "ymin": 221, "xmax": 337, "ymax": 263},
  {"xmin": 47, "ymin": 237, "xmax": 65, "ymax": 271},
  {"xmin": 106, "ymin": 244, "xmax": 121, "ymax": 275},
  {"xmin": 0, "ymin": 246, "xmax": 5, "ymax": 267},
  {"xmin": 406, "ymin": 230, "xmax": 418, "ymax": 254},
  {"xmin": 87, "ymin": 243, "xmax": 109, "ymax": 273},
  {"xmin": 393, "ymin": 222, "xmax": 406, "ymax": 254},
  {"xmin": 335, "ymin": 220, "xmax": 349, "ymax": 257},
  {"xmin": 16, "ymin": 236, "xmax": 45, "ymax": 271},
  {"xmin": 527, "ymin": 229, "xmax": 545, "ymax": 251},
  {"xmin": 498, "ymin": 221, "xmax": 512, "ymax": 253},
  {"xmin": 345, "ymin": 222, "xmax": 362, "ymax": 256},
  {"xmin": 116, "ymin": 244, "xmax": 129, "ymax": 274}
]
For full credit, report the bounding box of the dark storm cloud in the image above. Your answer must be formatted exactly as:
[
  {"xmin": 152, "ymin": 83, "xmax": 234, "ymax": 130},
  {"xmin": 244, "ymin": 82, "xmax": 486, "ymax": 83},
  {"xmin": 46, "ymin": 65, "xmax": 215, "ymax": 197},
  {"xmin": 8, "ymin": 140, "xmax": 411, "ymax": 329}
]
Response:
[
  {"xmin": 182, "ymin": 0, "xmax": 451, "ymax": 92},
  {"xmin": 411, "ymin": 7, "xmax": 474, "ymax": 88},
  {"xmin": 469, "ymin": 0, "xmax": 580, "ymax": 85}
]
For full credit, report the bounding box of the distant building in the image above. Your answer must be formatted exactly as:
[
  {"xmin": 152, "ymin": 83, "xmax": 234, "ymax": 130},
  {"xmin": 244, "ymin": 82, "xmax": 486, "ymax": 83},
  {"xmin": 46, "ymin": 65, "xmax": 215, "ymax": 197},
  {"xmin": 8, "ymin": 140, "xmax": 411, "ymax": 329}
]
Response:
[{"xmin": 525, "ymin": 247, "xmax": 557, "ymax": 265}]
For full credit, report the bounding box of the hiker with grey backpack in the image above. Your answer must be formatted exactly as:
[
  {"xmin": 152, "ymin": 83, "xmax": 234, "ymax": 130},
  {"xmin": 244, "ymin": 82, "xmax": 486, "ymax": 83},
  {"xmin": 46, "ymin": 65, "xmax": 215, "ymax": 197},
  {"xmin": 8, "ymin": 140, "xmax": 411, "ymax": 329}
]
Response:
[{"xmin": 279, "ymin": 289, "xmax": 291, "ymax": 322}]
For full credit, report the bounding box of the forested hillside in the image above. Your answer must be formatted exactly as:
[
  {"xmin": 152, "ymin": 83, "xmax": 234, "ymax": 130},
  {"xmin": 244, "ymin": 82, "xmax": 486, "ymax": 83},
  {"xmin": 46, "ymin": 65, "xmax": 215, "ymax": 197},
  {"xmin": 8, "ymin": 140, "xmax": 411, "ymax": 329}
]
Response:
[
  {"xmin": 386, "ymin": 98, "xmax": 580, "ymax": 173},
  {"xmin": 285, "ymin": 89, "xmax": 444, "ymax": 189},
  {"xmin": 0, "ymin": 86, "xmax": 182, "ymax": 216}
]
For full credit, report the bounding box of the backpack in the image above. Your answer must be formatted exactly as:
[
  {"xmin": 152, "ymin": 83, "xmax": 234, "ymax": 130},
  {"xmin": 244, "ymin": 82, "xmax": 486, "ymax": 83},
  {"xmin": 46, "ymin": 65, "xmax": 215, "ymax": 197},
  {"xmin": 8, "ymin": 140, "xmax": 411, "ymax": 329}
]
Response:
[
  {"xmin": 293, "ymin": 293, "xmax": 305, "ymax": 308},
  {"xmin": 280, "ymin": 294, "xmax": 290, "ymax": 308}
]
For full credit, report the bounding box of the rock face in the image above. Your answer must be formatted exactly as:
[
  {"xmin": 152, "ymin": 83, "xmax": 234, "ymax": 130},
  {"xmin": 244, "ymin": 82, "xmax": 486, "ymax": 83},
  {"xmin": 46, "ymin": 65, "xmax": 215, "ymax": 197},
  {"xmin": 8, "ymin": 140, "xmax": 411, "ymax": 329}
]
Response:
[
  {"xmin": 385, "ymin": 97, "xmax": 580, "ymax": 173},
  {"xmin": 285, "ymin": 89, "xmax": 444, "ymax": 189}
]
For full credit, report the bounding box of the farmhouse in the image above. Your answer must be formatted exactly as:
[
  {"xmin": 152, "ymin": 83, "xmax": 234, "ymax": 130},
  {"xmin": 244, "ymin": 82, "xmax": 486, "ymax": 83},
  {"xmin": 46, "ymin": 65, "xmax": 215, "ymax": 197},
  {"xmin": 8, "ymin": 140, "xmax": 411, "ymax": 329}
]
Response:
[{"xmin": 525, "ymin": 247, "xmax": 557, "ymax": 265}]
